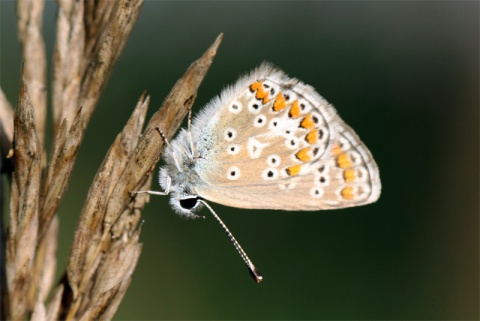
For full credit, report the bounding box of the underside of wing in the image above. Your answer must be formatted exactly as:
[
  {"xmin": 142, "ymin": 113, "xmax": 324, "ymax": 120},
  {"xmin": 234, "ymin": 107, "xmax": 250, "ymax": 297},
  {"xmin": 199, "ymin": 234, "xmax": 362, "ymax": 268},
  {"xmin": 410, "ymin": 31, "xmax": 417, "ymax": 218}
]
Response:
[{"xmin": 189, "ymin": 64, "xmax": 381, "ymax": 211}]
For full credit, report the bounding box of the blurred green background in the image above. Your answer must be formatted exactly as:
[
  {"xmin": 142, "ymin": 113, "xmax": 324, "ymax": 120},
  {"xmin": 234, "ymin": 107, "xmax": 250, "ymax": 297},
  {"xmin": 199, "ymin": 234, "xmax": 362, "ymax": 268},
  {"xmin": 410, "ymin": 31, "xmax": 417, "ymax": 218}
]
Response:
[{"xmin": 1, "ymin": 1, "xmax": 478, "ymax": 320}]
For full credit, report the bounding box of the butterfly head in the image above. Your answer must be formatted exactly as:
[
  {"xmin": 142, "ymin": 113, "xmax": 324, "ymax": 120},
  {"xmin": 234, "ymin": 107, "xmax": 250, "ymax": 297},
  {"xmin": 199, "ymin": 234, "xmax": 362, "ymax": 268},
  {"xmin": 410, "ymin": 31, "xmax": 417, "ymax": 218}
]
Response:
[{"xmin": 159, "ymin": 166, "xmax": 204, "ymax": 216}]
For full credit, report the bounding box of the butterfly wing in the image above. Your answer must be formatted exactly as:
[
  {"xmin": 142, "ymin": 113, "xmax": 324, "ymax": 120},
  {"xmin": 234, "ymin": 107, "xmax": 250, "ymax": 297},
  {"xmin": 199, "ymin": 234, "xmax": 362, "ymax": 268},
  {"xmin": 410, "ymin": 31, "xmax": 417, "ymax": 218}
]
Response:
[{"xmin": 190, "ymin": 63, "xmax": 381, "ymax": 210}]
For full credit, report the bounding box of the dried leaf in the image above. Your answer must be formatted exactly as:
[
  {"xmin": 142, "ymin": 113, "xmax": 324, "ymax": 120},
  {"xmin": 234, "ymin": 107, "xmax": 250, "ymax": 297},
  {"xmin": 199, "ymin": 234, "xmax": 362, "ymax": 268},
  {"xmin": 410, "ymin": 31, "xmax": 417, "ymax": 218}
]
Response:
[
  {"xmin": 7, "ymin": 78, "xmax": 41, "ymax": 321},
  {"xmin": 78, "ymin": 0, "xmax": 144, "ymax": 131},
  {"xmin": 0, "ymin": 88, "xmax": 14, "ymax": 162},
  {"xmin": 78, "ymin": 233, "xmax": 142, "ymax": 321},
  {"xmin": 52, "ymin": 0, "xmax": 85, "ymax": 132},
  {"xmin": 16, "ymin": 0, "xmax": 47, "ymax": 146},
  {"xmin": 28, "ymin": 215, "xmax": 58, "ymax": 306},
  {"xmin": 67, "ymin": 93, "xmax": 149, "ymax": 299},
  {"xmin": 40, "ymin": 108, "xmax": 83, "ymax": 239},
  {"xmin": 42, "ymin": 0, "xmax": 144, "ymax": 243},
  {"xmin": 46, "ymin": 284, "xmax": 64, "ymax": 321},
  {"xmin": 95, "ymin": 235, "xmax": 142, "ymax": 296},
  {"xmin": 97, "ymin": 243, "xmax": 142, "ymax": 321},
  {"xmin": 110, "ymin": 175, "xmax": 151, "ymax": 240},
  {"xmin": 31, "ymin": 302, "xmax": 46, "ymax": 321},
  {"xmin": 97, "ymin": 275, "xmax": 133, "ymax": 321},
  {"xmin": 83, "ymin": 1, "xmax": 115, "ymax": 72}
]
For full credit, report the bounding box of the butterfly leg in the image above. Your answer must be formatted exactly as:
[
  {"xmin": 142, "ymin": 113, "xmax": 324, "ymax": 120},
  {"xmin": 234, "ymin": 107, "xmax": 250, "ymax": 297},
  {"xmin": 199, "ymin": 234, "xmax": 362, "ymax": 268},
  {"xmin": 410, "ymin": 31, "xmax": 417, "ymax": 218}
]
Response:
[
  {"xmin": 154, "ymin": 126, "xmax": 184, "ymax": 172},
  {"xmin": 131, "ymin": 175, "xmax": 171, "ymax": 196},
  {"xmin": 155, "ymin": 126, "xmax": 170, "ymax": 147},
  {"xmin": 187, "ymin": 107, "xmax": 196, "ymax": 157},
  {"xmin": 133, "ymin": 190, "xmax": 167, "ymax": 196}
]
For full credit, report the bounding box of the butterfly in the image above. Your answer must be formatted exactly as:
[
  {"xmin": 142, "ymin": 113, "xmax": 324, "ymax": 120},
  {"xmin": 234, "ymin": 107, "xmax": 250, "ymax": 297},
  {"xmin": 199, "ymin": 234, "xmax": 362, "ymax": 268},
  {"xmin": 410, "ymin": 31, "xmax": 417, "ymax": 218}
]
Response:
[{"xmin": 137, "ymin": 63, "xmax": 381, "ymax": 282}]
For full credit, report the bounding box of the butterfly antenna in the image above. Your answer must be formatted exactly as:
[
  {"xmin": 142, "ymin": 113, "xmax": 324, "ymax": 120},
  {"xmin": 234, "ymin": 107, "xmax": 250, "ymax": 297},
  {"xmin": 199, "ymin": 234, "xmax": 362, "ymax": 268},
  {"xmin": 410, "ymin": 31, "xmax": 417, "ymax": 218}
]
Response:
[
  {"xmin": 199, "ymin": 200, "xmax": 263, "ymax": 283},
  {"xmin": 155, "ymin": 127, "xmax": 182, "ymax": 172}
]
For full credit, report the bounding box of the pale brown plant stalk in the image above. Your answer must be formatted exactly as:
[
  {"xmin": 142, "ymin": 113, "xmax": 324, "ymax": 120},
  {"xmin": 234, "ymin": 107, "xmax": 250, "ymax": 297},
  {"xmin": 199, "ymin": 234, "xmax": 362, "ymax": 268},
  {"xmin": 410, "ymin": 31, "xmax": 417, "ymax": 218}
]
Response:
[{"xmin": 0, "ymin": 0, "xmax": 223, "ymax": 320}]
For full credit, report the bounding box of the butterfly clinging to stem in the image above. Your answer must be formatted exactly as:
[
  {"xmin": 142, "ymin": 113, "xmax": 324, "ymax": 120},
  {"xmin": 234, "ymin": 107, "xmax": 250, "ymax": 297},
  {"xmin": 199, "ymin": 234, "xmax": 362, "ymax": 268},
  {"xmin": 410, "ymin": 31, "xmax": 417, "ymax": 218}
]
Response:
[{"xmin": 136, "ymin": 63, "xmax": 381, "ymax": 283}]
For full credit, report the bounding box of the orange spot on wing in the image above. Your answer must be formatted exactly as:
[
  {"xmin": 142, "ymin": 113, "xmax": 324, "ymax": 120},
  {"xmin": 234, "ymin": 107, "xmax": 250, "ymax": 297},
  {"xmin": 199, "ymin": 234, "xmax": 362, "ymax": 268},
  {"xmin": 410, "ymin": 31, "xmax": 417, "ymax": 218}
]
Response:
[
  {"xmin": 256, "ymin": 88, "xmax": 269, "ymax": 104},
  {"xmin": 305, "ymin": 130, "xmax": 318, "ymax": 144},
  {"xmin": 273, "ymin": 93, "xmax": 287, "ymax": 111},
  {"xmin": 250, "ymin": 81, "xmax": 262, "ymax": 91},
  {"xmin": 300, "ymin": 114, "xmax": 316, "ymax": 129},
  {"xmin": 331, "ymin": 143, "xmax": 341, "ymax": 156},
  {"xmin": 289, "ymin": 100, "xmax": 302, "ymax": 118},
  {"xmin": 343, "ymin": 168, "xmax": 356, "ymax": 182},
  {"xmin": 286, "ymin": 164, "xmax": 302, "ymax": 176},
  {"xmin": 337, "ymin": 153, "xmax": 352, "ymax": 169},
  {"xmin": 296, "ymin": 148, "xmax": 312, "ymax": 162},
  {"xmin": 250, "ymin": 81, "xmax": 270, "ymax": 104},
  {"xmin": 341, "ymin": 186, "xmax": 354, "ymax": 200}
]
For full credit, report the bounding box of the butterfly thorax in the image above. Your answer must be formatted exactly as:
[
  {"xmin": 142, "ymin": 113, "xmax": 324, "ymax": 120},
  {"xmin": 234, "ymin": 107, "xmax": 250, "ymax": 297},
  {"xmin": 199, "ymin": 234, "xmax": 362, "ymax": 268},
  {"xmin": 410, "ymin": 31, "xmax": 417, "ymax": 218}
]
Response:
[{"xmin": 159, "ymin": 130, "xmax": 207, "ymax": 217}]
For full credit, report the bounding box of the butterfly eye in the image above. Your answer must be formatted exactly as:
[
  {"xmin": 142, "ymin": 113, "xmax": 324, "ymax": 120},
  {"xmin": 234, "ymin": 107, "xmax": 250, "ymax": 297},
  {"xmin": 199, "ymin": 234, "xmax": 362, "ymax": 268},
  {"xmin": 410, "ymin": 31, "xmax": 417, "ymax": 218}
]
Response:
[{"xmin": 179, "ymin": 197, "xmax": 199, "ymax": 210}]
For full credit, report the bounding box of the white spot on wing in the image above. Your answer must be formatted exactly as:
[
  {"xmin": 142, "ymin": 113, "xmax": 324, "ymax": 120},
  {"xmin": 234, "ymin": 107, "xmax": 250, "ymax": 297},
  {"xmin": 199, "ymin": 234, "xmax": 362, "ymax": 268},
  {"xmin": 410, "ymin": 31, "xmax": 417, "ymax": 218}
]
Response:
[
  {"xmin": 348, "ymin": 151, "xmax": 362, "ymax": 166},
  {"xmin": 279, "ymin": 182, "xmax": 296, "ymax": 190},
  {"xmin": 338, "ymin": 136, "xmax": 351, "ymax": 151},
  {"xmin": 355, "ymin": 166, "xmax": 369, "ymax": 182},
  {"xmin": 224, "ymin": 128, "xmax": 237, "ymax": 142},
  {"xmin": 358, "ymin": 183, "xmax": 371, "ymax": 199},
  {"xmin": 248, "ymin": 137, "xmax": 270, "ymax": 159},
  {"xmin": 226, "ymin": 166, "xmax": 241, "ymax": 180},
  {"xmin": 310, "ymin": 187, "xmax": 324, "ymax": 198},
  {"xmin": 227, "ymin": 144, "xmax": 240, "ymax": 155},
  {"xmin": 248, "ymin": 102, "xmax": 262, "ymax": 114},
  {"xmin": 285, "ymin": 137, "xmax": 299, "ymax": 150},
  {"xmin": 253, "ymin": 114, "xmax": 267, "ymax": 128},
  {"xmin": 315, "ymin": 173, "xmax": 330, "ymax": 186},
  {"xmin": 229, "ymin": 100, "xmax": 242, "ymax": 114},
  {"xmin": 269, "ymin": 118, "xmax": 280, "ymax": 130},
  {"xmin": 267, "ymin": 154, "xmax": 281, "ymax": 167},
  {"xmin": 262, "ymin": 168, "xmax": 279, "ymax": 180}
]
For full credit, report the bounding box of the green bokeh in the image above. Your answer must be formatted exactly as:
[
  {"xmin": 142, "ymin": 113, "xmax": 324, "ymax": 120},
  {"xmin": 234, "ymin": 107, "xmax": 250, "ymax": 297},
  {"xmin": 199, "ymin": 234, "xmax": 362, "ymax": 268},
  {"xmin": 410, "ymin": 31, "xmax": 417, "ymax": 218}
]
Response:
[{"xmin": 1, "ymin": 1, "xmax": 478, "ymax": 320}]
